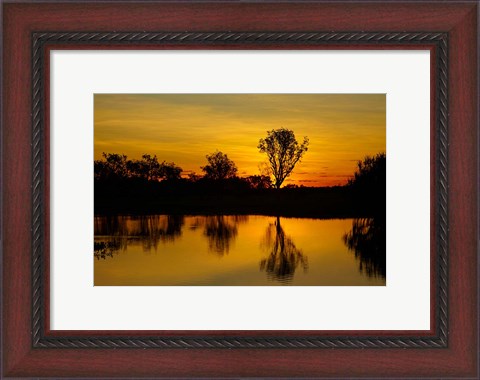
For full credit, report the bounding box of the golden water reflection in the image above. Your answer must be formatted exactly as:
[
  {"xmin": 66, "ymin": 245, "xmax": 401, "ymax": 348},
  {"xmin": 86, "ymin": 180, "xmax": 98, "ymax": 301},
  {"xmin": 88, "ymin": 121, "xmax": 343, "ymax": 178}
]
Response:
[
  {"xmin": 94, "ymin": 215, "xmax": 386, "ymax": 286},
  {"xmin": 260, "ymin": 217, "xmax": 309, "ymax": 284}
]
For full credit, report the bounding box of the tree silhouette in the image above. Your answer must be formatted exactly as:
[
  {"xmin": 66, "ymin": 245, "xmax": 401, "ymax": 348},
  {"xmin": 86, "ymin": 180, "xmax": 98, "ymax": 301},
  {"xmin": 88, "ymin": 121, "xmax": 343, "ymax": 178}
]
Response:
[
  {"xmin": 94, "ymin": 152, "xmax": 129, "ymax": 180},
  {"xmin": 138, "ymin": 154, "xmax": 162, "ymax": 181},
  {"xmin": 258, "ymin": 128, "xmax": 309, "ymax": 189},
  {"xmin": 136, "ymin": 155, "xmax": 182, "ymax": 181},
  {"xmin": 201, "ymin": 151, "xmax": 238, "ymax": 180},
  {"xmin": 94, "ymin": 153, "xmax": 183, "ymax": 182},
  {"xmin": 348, "ymin": 152, "xmax": 386, "ymax": 189},
  {"xmin": 159, "ymin": 161, "xmax": 183, "ymax": 180},
  {"xmin": 347, "ymin": 152, "xmax": 386, "ymax": 214}
]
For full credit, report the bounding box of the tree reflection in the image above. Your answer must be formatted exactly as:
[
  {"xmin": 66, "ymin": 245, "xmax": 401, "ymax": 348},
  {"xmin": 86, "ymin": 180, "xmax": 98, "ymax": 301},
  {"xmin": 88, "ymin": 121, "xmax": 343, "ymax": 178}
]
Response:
[
  {"xmin": 94, "ymin": 215, "xmax": 184, "ymax": 253},
  {"xmin": 260, "ymin": 217, "xmax": 308, "ymax": 284},
  {"xmin": 203, "ymin": 215, "xmax": 248, "ymax": 255},
  {"xmin": 343, "ymin": 217, "xmax": 386, "ymax": 278},
  {"xmin": 94, "ymin": 215, "xmax": 129, "ymax": 237},
  {"xmin": 133, "ymin": 215, "xmax": 184, "ymax": 250}
]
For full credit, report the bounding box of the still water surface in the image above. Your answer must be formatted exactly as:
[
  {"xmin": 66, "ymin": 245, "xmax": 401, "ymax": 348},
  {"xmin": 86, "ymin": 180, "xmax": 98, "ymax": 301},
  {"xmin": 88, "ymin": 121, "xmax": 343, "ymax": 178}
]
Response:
[{"xmin": 94, "ymin": 215, "xmax": 385, "ymax": 286}]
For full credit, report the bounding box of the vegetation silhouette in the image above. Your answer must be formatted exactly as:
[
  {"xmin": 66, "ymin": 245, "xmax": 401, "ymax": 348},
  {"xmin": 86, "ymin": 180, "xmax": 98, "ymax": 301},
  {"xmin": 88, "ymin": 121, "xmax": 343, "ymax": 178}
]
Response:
[
  {"xmin": 343, "ymin": 217, "xmax": 386, "ymax": 278},
  {"xmin": 347, "ymin": 152, "xmax": 386, "ymax": 215},
  {"xmin": 258, "ymin": 128, "xmax": 309, "ymax": 189},
  {"xmin": 94, "ymin": 133, "xmax": 385, "ymax": 219},
  {"xmin": 95, "ymin": 153, "xmax": 182, "ymax": 182},
  {"xmin": 260, "ymin": 217, "xmax": 308, "ymax": 284},
  {"xmin": 201, "ymin": 151, "xmax": 238, "ymax": 180},
  {"xmin": 243, "ymin": 174, "xmax": 272, "ymax": 190}
]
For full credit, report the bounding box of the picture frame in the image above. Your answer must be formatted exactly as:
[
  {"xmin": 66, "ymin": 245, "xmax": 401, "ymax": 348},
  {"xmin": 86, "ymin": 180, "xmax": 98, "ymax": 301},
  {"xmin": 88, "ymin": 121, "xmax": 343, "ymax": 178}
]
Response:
[{"xmin": 2, "ymin": 1, "xmax": 478, "ymax": 378}]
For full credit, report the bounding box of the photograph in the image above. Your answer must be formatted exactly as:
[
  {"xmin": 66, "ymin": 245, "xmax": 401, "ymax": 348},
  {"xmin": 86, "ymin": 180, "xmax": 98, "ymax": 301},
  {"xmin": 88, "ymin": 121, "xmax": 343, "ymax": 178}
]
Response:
[
  {"xmin": 94, "ymin": 94, "xmax": 386, "ymax": 286},
  {"xmin": 4, "ymin": 0, "xmax": 479, "ymax": 377}
]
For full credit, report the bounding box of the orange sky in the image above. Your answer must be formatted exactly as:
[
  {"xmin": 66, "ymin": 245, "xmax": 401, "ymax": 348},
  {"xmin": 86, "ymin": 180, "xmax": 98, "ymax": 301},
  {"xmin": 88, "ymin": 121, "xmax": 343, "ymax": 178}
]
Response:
[{"xmin": 94, "ymin": 94, "xmax": 385, "ymax": 187}]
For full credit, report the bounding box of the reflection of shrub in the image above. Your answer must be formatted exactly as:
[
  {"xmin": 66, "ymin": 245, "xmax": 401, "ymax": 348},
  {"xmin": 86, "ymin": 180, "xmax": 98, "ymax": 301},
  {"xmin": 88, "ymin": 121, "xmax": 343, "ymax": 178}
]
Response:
[
  {"xmin": 94, "ymin": 240, "xmax": 122, "ymax": 260},
  {"xmin": 343, "ymin": 218, "xmax": 386, "ymax": 278}
]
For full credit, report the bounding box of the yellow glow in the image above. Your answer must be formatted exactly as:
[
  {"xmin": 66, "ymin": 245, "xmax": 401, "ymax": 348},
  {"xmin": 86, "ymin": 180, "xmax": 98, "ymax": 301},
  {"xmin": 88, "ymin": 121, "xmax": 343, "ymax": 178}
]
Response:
[{"xmin": 94, "ymin": 94, "xmax": 385, "ymax": 187}]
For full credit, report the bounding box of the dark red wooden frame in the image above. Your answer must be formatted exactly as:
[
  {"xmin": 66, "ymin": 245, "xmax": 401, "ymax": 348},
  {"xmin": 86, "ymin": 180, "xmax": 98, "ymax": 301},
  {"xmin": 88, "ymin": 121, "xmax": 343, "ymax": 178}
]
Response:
[{"xmin": 2, "ymin": 1, "xmax": 478, "ymax": 378}]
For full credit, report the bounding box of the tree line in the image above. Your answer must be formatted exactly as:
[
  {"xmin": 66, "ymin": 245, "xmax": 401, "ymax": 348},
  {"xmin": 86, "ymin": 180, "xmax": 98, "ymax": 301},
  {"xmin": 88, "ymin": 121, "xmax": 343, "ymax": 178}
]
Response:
[
  {"xmin": 95, "ymin": 128, "xmax": 311, "ymax": 188},
  {"xmin": 95, "ymin": 151, "xmax": 274, "ymax": 190},
  {"xmin": 94, "ymin": 128, "xmax": 385, "ymax": 217},
  {"xmin": 95, "ymin": 127, "xmax": 384, "ymax": 192}
]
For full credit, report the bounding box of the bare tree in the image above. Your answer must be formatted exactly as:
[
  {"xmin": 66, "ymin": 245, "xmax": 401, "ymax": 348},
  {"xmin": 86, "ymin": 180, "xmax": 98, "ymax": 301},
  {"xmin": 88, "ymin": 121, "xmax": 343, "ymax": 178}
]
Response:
[
  {"xmin": 258, "ymin": 128, "xmax": 309, "ymax": 189},
  {"xmin": 201, "ymin": 151, "xmax": 238, "ymax": 180}
]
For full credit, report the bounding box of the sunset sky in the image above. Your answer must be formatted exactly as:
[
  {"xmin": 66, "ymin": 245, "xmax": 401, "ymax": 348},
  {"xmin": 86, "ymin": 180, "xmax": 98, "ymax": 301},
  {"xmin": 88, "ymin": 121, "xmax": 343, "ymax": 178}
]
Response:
[{"xmin": 94, "ymin": 94, "xmax": 385, "ymax": 187}]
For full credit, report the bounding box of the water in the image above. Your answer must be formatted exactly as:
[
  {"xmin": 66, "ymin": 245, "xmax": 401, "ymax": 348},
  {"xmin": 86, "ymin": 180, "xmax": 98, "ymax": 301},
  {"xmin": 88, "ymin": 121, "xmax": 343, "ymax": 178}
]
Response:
[{"xmin": 94, "ymin": 215, "xmax": 386, "ymax": 286}]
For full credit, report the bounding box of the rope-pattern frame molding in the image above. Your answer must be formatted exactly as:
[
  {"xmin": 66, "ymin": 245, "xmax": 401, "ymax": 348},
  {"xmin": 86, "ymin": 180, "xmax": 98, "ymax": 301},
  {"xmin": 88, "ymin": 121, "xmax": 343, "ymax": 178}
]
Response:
[{"xmin": 32, "ymin": 31, "xmax": 448, "ymax": 349}]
